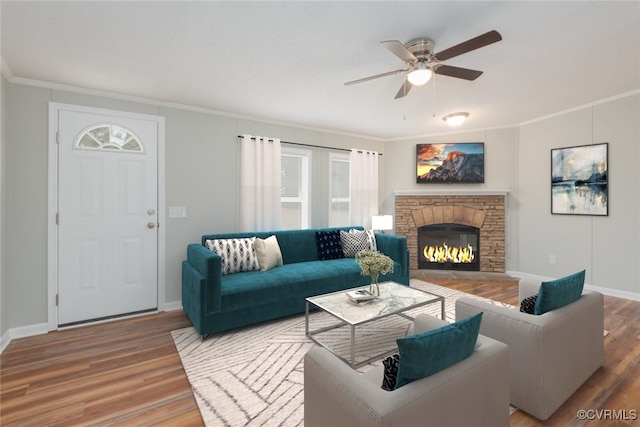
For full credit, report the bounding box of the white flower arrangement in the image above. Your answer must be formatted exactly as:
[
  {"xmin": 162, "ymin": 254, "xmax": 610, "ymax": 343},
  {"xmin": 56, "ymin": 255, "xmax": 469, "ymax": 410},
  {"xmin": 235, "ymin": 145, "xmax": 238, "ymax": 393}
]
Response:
[{"xmin": 355, "ymin": 250, "xmax": 394, "ymax": 280}]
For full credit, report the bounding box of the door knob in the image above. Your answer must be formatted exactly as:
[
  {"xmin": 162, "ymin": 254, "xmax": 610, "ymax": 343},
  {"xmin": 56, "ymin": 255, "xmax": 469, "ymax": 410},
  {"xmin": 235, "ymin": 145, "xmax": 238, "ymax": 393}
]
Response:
[{"xmin": 147, "ymin": 222, "xmax": 156, "ymax": 229}]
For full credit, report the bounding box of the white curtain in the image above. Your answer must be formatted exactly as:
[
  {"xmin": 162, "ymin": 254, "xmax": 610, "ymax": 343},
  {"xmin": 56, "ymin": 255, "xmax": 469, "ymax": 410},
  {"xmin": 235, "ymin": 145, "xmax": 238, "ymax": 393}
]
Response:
[
  {"xmin": 349, "ymin": 149, "xmax": 379, "ymax": 229},
  {"xmin": 240, "ymin": 135, "xmax": 282, "ymax": 231}
]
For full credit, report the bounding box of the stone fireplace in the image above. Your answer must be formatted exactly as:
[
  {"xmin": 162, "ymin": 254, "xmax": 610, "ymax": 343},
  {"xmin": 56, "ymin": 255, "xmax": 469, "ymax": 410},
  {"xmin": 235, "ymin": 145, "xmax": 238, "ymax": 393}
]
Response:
[{"xmin": 394, "ymin": 190, "xmax": 508, "ymax": 273}]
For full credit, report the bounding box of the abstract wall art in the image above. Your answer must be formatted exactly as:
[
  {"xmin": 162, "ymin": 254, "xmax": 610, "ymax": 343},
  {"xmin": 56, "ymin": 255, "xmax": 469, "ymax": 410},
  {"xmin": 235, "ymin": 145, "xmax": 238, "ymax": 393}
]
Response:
[{"xmin": 551, "ymin": 143, "xmax": 608, "ymax": 216}]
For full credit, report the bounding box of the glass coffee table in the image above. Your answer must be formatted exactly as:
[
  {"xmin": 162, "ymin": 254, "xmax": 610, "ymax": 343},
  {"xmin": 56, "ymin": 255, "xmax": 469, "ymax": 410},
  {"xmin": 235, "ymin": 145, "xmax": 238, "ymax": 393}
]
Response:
[{"xmin": 305, "ymin": 281, "xmax": 445, "ymax": 368}]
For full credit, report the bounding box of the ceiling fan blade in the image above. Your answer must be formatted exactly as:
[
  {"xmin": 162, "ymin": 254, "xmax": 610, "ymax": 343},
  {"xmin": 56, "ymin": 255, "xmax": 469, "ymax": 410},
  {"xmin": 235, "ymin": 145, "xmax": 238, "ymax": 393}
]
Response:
[
  {"xmin": 435, "ymin": 64, "xmax": 484, "ymax": 81},
  {"xmin": 381, "ymin": 40, "xmax": 417, "ymax": 63},
  {"xmin": 394, "ymin": 79, "xmax": 413, "ymax": 99},
  {"xmin": 434, "ymin": 30, "xmax": 502, "ymax": 61},
  {"xmin": 344, "ymin": 68, "xmax": 407, "ymax": 86}
]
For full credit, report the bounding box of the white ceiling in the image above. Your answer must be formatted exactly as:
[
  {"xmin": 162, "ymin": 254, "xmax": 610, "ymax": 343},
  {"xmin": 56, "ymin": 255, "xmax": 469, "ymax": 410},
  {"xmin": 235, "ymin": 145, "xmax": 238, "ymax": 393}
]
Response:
[{"xmin": 2, "ymin": 1, "xmax": 639, "ymax": 140}]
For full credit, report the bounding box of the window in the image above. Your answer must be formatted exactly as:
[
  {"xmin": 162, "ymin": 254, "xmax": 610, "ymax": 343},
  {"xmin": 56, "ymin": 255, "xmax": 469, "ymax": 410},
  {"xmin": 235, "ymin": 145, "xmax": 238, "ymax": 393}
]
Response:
[
  {"xmin": 281, "ymin": 148, "xmax": 310, "ymax": 229},
  {"xmin": 329, "ymin": 153, "xmax": 350, "ymax": 226},
  {"xmin": 75, "ymin": 124, "xmax": 143, "ymax": 153}
]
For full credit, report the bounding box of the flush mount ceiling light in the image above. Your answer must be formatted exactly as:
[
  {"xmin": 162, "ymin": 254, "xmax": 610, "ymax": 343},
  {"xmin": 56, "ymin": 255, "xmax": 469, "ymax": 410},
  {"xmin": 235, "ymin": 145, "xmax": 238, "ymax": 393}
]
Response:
[
  {"xmin": 443, "ymin": 112, "xmax": 469, "ymax": 126},
  {"xmin": 407, "ymin": 62, "xmax": 433, "ymax": 86}
]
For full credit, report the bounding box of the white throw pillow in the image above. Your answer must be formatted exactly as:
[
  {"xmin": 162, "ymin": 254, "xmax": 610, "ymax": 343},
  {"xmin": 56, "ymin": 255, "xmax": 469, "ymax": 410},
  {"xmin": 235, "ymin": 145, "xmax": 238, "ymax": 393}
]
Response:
[
  {"xmin": 205, "ymin": 237, "xmax": 260, "ymax": 275},
  {"xmin": 254, "ymin": 235, "xmax": 284, "ymax": 271}
]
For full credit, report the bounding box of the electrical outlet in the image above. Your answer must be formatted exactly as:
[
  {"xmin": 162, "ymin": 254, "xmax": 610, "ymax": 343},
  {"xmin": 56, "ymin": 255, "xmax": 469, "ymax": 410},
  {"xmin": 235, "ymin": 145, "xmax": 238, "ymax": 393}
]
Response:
[{"xmin": 549, "ymin": 255, "xmax": 557, "ymax": 265}]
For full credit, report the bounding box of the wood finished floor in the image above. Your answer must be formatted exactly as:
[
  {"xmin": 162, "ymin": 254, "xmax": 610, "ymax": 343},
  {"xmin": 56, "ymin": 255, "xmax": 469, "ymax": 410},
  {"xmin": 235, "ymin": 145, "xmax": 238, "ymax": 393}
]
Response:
[{"xmin": 1, "ymin": 278, "xmax": 639, "ymax": 426}]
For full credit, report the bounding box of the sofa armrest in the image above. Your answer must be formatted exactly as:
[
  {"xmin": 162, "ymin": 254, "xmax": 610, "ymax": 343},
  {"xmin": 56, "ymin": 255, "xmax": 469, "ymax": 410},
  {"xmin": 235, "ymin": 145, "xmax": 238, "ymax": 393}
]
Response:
[
  {"xmin": 456, "ymin": 292, "xmax": 604, "ymax": 420},
  {"xmin": 183, "ymin": 244, "xmax": 223, "ymax": 319},
  {"xmin": 518, "ymin": 277, "xmax": 542, "ymax": 303},
  {"xmin": 413, "ymin": 312, "xmax": 448, "ymax": 334},
  {"xmin": 374, "ymin": 233, "xmax": 409, "ymax": 280},
  {"xmin": 305, "ymin": 332, "xmax": 510, "ymax": 427}
]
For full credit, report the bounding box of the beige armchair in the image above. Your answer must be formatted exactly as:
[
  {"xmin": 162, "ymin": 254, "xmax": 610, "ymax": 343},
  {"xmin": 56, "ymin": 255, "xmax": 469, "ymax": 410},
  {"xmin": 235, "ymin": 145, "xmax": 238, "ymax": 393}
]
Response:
[
  {"xmin": 304, "ymin": 313, "xmax": 510, "ymax": 427},
  {"xmin": 455, "ymin": 277, "xmax": 604, "ymax": 420}
]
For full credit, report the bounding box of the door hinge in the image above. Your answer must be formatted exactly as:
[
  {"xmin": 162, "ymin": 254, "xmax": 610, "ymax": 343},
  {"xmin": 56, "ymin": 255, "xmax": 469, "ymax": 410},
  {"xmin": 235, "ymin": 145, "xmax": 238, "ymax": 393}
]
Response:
[
  {"xmin": 56, "ymin": 212, "xmax": 59, "ymax": 225},
  {"xmin": 56, "ymin": 294, "xmax": 59, "ymax": 306},
  {"xmin": 56, "ymin": 131, "xmax": 60, "ymax": 145}
]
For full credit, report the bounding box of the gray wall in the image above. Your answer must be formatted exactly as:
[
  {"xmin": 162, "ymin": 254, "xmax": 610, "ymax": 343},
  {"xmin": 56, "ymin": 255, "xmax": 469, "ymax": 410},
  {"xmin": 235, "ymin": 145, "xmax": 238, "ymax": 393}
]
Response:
[
  {"xmin": 3, "ymin": 79, "xmax": 638, "ymax": 334},
  {"xmin": 517, "ymin": 94, "xmax": 640, "ymax": 294},
  {"xmin": 383, "ymin": 93, "xmax": 640, "ymax": 296},
  {"xmin": 1, "ymin": 74, "xmax": 7, "ymax": 338},
  {"xmin": 3, "ymin": 81, "xmax": 383, "ymax": 329},
  {"xmin": 382, "ymin": 127, "xmax": 519, "ymax": 270}
]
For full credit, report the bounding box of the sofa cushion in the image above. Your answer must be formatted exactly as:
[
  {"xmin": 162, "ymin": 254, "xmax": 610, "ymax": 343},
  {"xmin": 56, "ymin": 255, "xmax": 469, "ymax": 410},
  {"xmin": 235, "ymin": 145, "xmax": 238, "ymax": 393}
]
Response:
[
  {"xmin": 520, "ymin": 294, "xmax": 538, "ymax": 314},
  {"xmin": 340, "ymin": 230, "xmax": 371, "ymax": 257},
  {"xmin": 534, "ymin": 270, "xmax": 585, "ymax": 315},
  {"xmin": 254, "ymin": 235, "xmax": 283, "ymax": 271},
  {"xmin": 315, "ymin": 230, "xmax": 344, "ymax": 260},
  {"xmin": 394, "ymin": 312, "xmax": 482, "ymax": 389},
  {"xmin": 205, "ymin": 238, "xmax": 260, "ymax": 274},
  {"xmin": 220, "ymin": 258, "xmax": 365, "ymax": 311}
]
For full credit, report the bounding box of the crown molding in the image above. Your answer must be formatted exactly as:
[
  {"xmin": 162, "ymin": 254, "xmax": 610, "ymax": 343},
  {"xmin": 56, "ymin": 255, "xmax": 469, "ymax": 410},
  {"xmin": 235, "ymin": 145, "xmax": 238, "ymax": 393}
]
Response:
[{"xmin": 394, "ymin": 189, "xmax": 510, "ymax": 196}]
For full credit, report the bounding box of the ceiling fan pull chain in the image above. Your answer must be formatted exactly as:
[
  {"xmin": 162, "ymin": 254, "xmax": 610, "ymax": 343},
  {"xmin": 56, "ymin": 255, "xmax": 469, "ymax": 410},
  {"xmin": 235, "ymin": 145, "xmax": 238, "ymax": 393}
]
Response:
[{"xmin": 432, "ymin": 75, "xmax": 437, "ymax": 118}]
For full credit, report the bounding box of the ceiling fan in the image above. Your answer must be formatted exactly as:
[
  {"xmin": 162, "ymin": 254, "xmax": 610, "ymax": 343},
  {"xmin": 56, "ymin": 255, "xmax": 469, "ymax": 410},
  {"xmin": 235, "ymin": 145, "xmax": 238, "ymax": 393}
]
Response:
[{"xmin": 344, "ymin": 30, "xmax": 502, "ymax": 99}]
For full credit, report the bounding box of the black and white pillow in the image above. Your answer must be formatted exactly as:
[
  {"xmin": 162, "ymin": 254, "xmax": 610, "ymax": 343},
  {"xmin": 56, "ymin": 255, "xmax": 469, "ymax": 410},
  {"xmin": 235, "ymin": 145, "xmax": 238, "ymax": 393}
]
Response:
[
  {"xmin": 350, "ymin": 228, "xmax": 377, "ymax": 252},
  {"xmin": 520, "ymin": 294, "xmax": 538, "ymax": 314},
  {"xmin": 340, "ymin": 230, "xmax": 370, "ymax": 257},
  {"xmin": 381, "ymin": 353, "xmax": 400, "ymax": 391},
  {"xmin": 205, "ymin": 238, "xmax": 260, "ymax": 275}
]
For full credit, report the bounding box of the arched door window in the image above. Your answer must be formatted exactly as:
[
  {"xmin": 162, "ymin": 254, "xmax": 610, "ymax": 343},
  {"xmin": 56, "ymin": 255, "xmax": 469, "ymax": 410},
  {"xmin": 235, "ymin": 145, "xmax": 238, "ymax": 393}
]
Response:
[{"xmin": 74, "ymin": 124, "xmax": 144, "ymax": 153}]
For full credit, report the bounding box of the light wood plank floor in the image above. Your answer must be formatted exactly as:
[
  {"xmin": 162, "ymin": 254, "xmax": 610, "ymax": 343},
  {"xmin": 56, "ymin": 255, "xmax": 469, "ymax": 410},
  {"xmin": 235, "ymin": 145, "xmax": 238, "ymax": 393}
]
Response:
[{"xmin": 1, "ymin": 278, "xmax": 639, "ymax": 426}]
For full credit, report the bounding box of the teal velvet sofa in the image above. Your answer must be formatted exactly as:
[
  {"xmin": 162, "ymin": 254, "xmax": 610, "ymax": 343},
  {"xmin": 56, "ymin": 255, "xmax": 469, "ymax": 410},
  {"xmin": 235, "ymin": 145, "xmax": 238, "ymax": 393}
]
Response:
[{"xmin": 181, "ymin": 226, "xmax": 410, "ymax": 337}]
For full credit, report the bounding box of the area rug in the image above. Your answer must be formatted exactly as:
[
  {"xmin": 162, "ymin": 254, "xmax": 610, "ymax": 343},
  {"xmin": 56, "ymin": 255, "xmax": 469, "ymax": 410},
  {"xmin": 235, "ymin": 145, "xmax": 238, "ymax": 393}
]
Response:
[{"xmin": 171, "ymin": 280, "xmax": 515, "ymax": 426}]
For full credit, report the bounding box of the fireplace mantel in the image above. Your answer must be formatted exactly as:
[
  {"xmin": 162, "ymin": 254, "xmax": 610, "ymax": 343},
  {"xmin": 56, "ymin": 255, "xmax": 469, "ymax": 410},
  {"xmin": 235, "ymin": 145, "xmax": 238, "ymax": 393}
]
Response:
[{"xmin": 394, "ymin": 189, "xmax": 510, "ymax": 196}]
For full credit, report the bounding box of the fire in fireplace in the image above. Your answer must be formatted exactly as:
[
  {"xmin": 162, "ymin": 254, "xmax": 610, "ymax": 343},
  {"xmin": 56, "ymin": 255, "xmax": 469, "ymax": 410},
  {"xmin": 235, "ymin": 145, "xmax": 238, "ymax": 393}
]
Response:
[{"xmin": 418, "ymin": 223, "xmax": 480, "ymax": 271}]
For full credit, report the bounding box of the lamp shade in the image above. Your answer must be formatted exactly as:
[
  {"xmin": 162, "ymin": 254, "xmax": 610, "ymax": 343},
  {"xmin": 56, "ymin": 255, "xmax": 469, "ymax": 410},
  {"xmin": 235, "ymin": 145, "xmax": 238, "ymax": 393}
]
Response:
[{"xmin": 372, "ymin": 215, "xmax": 393, "ymax": 231}]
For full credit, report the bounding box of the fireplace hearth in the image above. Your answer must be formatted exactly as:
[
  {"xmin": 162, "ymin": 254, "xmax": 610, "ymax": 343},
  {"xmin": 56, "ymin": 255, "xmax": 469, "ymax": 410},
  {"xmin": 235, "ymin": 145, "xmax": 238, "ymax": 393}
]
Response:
[{"xmin": 418, "ymin": 223, "xmax": 480, "ymax": 271}]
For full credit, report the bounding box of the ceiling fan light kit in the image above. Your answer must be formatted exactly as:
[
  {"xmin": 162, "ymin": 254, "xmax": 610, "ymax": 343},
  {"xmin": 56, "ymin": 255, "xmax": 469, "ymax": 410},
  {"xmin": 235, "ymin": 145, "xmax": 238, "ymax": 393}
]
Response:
[
  {"xmin": 407, "ymin": 63, "xmax": 432, "ymax": 86},
  {"xmin": 443, "ymin": 112, "xmax": 469, "ymax": 126}
]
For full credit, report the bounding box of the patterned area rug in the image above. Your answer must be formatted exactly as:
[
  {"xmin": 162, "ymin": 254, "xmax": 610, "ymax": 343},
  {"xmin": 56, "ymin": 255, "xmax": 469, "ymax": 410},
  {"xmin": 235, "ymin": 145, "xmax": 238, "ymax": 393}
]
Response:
[{"xmin": 171, "ymin": 280, "xmax": 514, "ymax": 426}]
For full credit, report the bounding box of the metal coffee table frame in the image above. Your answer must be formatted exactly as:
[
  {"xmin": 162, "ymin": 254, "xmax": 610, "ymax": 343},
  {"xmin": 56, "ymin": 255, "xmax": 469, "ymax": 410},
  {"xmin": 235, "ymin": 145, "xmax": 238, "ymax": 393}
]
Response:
[{"xmin": 305, "ymin": 281, "xmax": 445, "ymax": 368}]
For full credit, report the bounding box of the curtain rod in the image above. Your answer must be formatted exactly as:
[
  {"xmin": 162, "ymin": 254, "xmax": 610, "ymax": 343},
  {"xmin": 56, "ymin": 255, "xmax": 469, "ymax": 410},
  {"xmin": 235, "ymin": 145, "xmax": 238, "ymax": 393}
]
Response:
[{"xmin": 237, "ymin": 135, "xmax": 382, "ymax": 156}]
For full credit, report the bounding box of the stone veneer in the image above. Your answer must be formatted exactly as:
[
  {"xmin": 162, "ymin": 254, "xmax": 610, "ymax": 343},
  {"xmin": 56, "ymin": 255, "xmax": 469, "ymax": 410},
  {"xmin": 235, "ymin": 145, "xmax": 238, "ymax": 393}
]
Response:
[{"xmin": 395, "ymin": 191, "xmax": 507, "ymax": 273}]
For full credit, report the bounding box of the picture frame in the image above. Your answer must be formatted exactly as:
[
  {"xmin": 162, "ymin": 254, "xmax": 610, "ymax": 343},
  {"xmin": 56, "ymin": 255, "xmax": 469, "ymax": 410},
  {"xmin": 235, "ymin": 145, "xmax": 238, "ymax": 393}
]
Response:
[
  {"xmin": 551, "ymin": 143, "xmax": 608, "ymax": 216},
  {"xmin": 416, "ymin": 143, "xmax": 484, "ymax": 183}
]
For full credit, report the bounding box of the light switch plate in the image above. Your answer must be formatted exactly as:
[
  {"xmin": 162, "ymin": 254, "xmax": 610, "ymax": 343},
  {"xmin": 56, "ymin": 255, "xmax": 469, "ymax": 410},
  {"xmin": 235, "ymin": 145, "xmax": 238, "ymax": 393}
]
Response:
[{"xmin": 169, "ymin": 206, "xmax": 187, "ymax": 218}]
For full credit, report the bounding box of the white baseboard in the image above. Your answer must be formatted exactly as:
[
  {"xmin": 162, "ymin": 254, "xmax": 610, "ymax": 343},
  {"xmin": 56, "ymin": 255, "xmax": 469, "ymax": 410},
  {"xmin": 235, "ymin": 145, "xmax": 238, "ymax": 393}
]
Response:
[
  {"xmin": 0, "ymin": 302, "xmax": 184, "ymax": 354},
  {"xmin": 164, "ymin": 300, "xmax": 183, "ymax": 311},
  {"xmin": 0, "ymin": 322, "xmax": 49, "ymax": 353},
  {"xmin": 1, "ymin": 329, "xmax": 10, "ymax": 353},
  {"xmin": 507, "ymin": 270, "xmax": 640, "ymax": 301}
]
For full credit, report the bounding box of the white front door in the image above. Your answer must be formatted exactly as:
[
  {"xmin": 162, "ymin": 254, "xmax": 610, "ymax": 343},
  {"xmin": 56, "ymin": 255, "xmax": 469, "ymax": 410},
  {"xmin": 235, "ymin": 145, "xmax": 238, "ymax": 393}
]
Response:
[{"xmin": 56, "ymin": 106, "xmax": 160, "ymax": 326}]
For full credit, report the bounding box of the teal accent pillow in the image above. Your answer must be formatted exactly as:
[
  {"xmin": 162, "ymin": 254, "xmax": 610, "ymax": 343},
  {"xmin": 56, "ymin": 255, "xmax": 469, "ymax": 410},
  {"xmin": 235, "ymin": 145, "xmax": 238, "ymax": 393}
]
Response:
[
  {"xmin": 534, "ymin": 270, "xmax": 585, "ymax": 315},
  {"xmin": 394, "ymin": 313, "xmax": 482, "ymax": 389}
]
